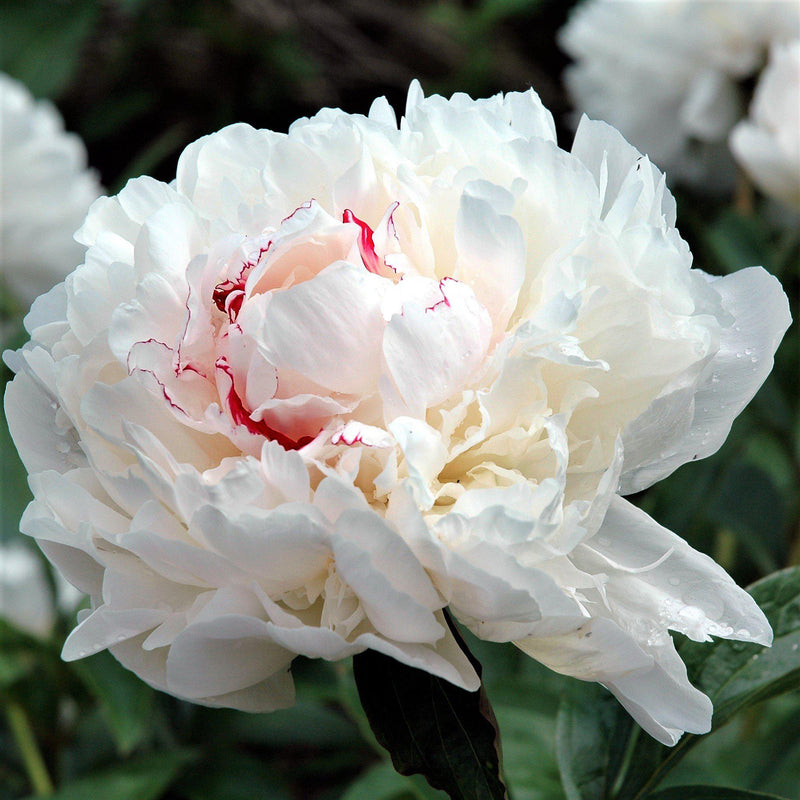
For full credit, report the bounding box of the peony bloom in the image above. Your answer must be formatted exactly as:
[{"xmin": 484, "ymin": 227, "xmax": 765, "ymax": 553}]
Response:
[
  {"xmin": 730, "ymin": 40, "xmax": 800, "ymax": 209},
  {"xmin": 559, "ymin": 0, "xmax": 799, "ymax": 187},
  {"xmin": 0, "ymin": 542, "xmax": 82, "ymax": 637},
  {"xmin": 4, "ymin": 82, "xmax": 790, "ymax": 743},
  {"xmin": 0, "ymin": 73, "xmax": 102, "ymax": 310}
]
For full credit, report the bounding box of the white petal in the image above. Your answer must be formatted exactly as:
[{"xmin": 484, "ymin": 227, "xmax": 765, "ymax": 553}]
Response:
[
  {"xmin": 605, "ymin": 643, "xmax": 713, "ymax": 746},
  {"xmin": 382, "ymin": 277, "xmax": 492, "ymax": 417},
  {"xmin": 454, "ymin": 181, "xmax": 525, "ymax": 335},
  {"xmin": 252, "ymin": 262, "xmax": 387, "ymax": 394},
  {"xmin": 332, "ymin": 510, "xmax": 444, "ymax": 643},
  {"xmin": 620, "ymin": 267, "xmax": 791, "ymax": 493},
  {"xmin": 166, "ymin": 614, "xmax": 294, "ymax": 699},
  {"xmin": 359, "ymin": 611, "xmax": 481, "ymax": 691},
  {"xmin": 515, "ymin": 617, "xmax": 653, "ymax": 681},
  {"xmin": 575, "ymin": 496, "xmax": 771, "ymax": 645}
]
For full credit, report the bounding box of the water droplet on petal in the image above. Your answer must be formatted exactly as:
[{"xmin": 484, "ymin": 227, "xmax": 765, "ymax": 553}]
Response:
[{"xmin": 668, "ymin": 577, "xmax": 680, "ymax": 587}]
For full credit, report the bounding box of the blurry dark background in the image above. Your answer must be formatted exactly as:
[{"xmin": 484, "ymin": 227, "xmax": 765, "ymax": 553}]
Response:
[{"xmin": 1, "ymin": 0, "xmax": 578, "ymax": 194}]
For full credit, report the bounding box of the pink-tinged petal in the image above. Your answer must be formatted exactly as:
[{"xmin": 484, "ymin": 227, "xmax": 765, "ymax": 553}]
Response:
[
  {"xmin": 383, "ymin": 277, "xmax": 492, "ymax": 417},
  {"xmin": 245, "ymin": 201, "xmax": 361, "ymax": 295},
  {"xmin": 81, "ymin": 378, "xmax": 228, "ymax": 472},
  {"xmin": 250, "ymin": 392, "xmax": 352, "ymax": 445},
  {"xmin": 252, "ymin": 262, "xmax": 388, "ymax": 394},
  {"xmin": 214, "ymin": 357, "xmax": 312, "ymax": 451},
  {"xmin": 108, "ymin": 271, "xmax": 187, "ymax": 367}
]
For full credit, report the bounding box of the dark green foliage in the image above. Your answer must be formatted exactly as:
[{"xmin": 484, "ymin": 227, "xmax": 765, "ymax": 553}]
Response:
[{"xmin": 353, "ymin": 615, "xmax": 507, "ymax": 800}]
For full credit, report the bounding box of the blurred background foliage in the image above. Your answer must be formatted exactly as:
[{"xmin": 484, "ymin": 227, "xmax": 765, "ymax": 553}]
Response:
[{"xmin": 1, "ymin": 0, "xmax": 798, "ymax": 798}]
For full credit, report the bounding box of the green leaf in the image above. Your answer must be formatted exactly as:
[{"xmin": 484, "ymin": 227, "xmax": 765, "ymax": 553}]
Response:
[
  {"xmin": 497, "ymin": 705, "xmax": 564, "ymax": 800},
  {"xmin": 0, "ymin": 619, "xmax": 57, "ymax": 688},
  {"xmin": 22, "ymin": 749, "xmax": 197, "ymax": 800},
  {"xmin": 648, "ymin": 787, "xmax": 790, "ymax": 800},
  {"xmin": 0, "ymin": 410, "xmax": 33, "ymax": 544},
  {"xmin": 707, "ymin": 461, "xmax": 785, "ymax": 574},
  {"xmin": 352, "ymin": 612, "xmax": 507, "ymax": 800},
  {"xmin": 179, "ymin": 751, "xmax": 292, "ymax": 800},
  {"xmin": 341, "ymin": 761, "xmax": 420, "ymax": 800},
  {"xmin": 555, "ymin": 683, "xmax": 633, "ymax": 800},
  {"xmin": 683, "ymin": 567, "xmax": 800, "ymax": 727},
  {"xmin": 554, "ymin": 568, "xmax": 800, "ymax": 800},
  {"xmin": 701, "ymin": 210, "xmax": 775, "ymax": 277},
  {"xmin": 614, "ymin": 567, "xmax": 800, "ymax": 799},
  {"xmin": 0, "ymin": 0, "xmax": 99, "ymax": 98},
  {"xmin": 70, "ymin": 650, "xmax": 156, "ymax": 754}
]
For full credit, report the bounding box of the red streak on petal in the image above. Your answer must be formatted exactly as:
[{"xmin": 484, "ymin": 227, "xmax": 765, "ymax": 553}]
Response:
[
  {"xmin": 425, "ymin": 277, "xmax": 456, "ymax": 313},
  {"xmin": 212, "ymin": 246, "xmax": 271, "ymax": 322},
  {"xmin": 215, "ymin": 357, "xmax": 314, "ymax": 451},
  {"xmin": 343, "ymin": 209, "xmax": 381, "ymax": 274},
  {"xmin": 331, "ymin": 431, "xmax": 363, "ymax": 446}
]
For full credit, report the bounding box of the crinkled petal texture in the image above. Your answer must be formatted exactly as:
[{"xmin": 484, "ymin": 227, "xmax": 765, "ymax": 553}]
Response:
[
  {"xmin": 4, "ymin": 82, "xmax": 790, "ymax": 740},
  {"xmin": 559, "ymin": 0, "xmax": 800, "ymax": 188},
  {"xmin": 730, "ymin": 39, "xmax": 800, "ymax": 210},
  {"xmin": 0, "ymin": 73, "xmax": 102, "ymax": 308}
]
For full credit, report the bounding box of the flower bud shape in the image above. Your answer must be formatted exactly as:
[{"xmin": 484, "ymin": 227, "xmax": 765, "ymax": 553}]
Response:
[{"xmin": 4, "ymin": 82, "xmax": 790, "ymax": 743}]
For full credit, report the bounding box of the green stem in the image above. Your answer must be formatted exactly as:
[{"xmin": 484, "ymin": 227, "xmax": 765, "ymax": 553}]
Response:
[{"xmin": 5, "ymin": 700, "xmax": 54, "ymax": 796}]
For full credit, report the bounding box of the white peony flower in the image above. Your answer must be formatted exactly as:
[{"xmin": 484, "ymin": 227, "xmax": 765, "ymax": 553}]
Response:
[
  {"xmin": 0, "ymin": 542, "xmax": 82, "ymax": 637},
  {"xmin": 0, "ymin": 72, "xmax": 103, "ymax": 310},
  {"xmin": 3, "ymin": 82, "xmax": 790, "ymax": 743},
  {"xmin": 559, "ymin": 0, "xmax": 800, "ymax": 187},
  {"xmin": 730, "ymin": 39, "xmax": 800, "ymax": 209}
]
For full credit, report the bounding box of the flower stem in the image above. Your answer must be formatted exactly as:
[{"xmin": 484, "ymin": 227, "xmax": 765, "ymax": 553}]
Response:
[
  {"xmin": 5, "ymin": 700, "xmax": 54, "ymax": 796},
  {"xmin": 734, "ymin": 168, "xmax": 755, "ymax": 216}
]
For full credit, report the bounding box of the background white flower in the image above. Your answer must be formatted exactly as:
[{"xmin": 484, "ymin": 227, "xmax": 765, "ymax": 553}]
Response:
[
  {"xmin": 0, "ymin": 72, "xmax": 103, "ymax": 310},
  {"xmin": 4, "ymin": 82, "xmax": 790, "ymax": 742},
  {"xmin": 0, "ymin": 542, "xmax": 82, "ymax": 638},
  {"xmin": 559, "ymin": 0, "xmax": 800, "ymax": 188},
  {"xmin": 730, "ymin": 39, "xmax": 800, "ymax": 209}
]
